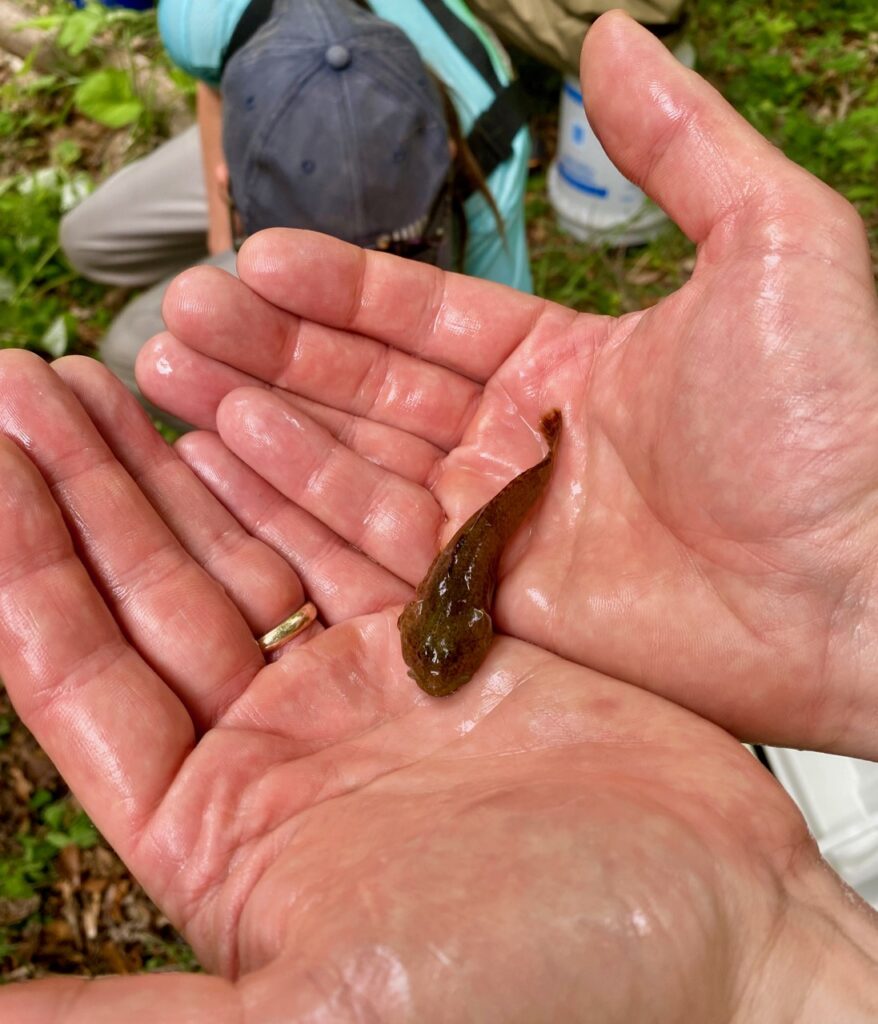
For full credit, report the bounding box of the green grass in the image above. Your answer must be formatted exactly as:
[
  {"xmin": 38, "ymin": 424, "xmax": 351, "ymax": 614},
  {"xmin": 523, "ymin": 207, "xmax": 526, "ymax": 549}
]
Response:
[
  {"xmin": 0, "ymin": 170, "xmax": 112, "ymax": 353},
  {"xmin": 0, "ymin": 0, "xmax": 188, "ymax": 355},
  {"xmin": 2, "ymin": 0, "xmax": 876, "ymax": 350},
  {"xmin": 2, "ymin": 0, "xmax": 876, "ymax": 347},
  {"xmin": 0, "ymin": 795, "xmax": 97, "ymax": 905},
  {"xmin": 693, "ymin": 0, "xmax": 878, "ymax": 231},
  {"xmin": 525, "ymin": 0, "xmax": 878, "ymax": 312}
]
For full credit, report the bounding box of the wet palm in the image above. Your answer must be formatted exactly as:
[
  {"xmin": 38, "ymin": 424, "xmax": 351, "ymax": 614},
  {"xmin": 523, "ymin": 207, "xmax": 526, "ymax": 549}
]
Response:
[
  {"xmin": 0, "ymin": 367, "xmax": 852, "ymax": 1016},
  {"xmin": 140, "ymin": 18, "xmax": 878, "ymax": 758}
]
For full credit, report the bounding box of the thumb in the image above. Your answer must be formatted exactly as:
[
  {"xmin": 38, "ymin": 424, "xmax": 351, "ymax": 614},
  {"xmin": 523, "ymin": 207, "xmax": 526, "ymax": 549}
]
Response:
[{"xmin": 579, "ymin": 11, "xmax": 864, "ymax": 262}]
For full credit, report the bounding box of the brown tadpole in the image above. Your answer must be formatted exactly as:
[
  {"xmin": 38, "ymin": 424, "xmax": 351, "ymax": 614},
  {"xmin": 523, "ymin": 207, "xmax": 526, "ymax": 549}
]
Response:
[{"xmin": 398, "ymin": 410, "xmax": 562, "ymax": 697}]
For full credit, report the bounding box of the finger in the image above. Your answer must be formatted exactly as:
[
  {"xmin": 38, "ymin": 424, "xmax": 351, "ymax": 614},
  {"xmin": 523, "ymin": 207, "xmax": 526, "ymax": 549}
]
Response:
[
  {"xmin": 0, "ymin": 350, "xmax": 260, "ymax": 730},
  {"xmin": 581, "ymin": 11, "xmax": 870, "ymax": 271},
  {"xmin": 216, "ymin": 388, "xmax": 442, "ymax": 585},
  {"xmin": 234, "ymin": 230, "xmax": 582, "ymax": 380},
  {"xmin": 53, "ymin": 355, "xmax": 306, "ymax": 636},
  {"xmin": 175, "ymin": 430, "xmax": 413, "ymax": 620},
  {"xmin": 160, "ymin": 267, "xmax": 483, "ymax": 450},
  {"xmin": 139, "ymin": 333, "xmax": 443, "ymax": 483},
  {"xmin": 0, "ymin": 436, "xmax": 193, "ymax": 851},
  {"xmin": 0, "ymin": 974, "xmax": 239, "ymax": 1024},
  {"xmin": 136, "ymin": 331, "xmax": 252, "ymax": 430},
  {"xmin": 280, "ymin": 394, "xmax": 443, "ymax": 485}
]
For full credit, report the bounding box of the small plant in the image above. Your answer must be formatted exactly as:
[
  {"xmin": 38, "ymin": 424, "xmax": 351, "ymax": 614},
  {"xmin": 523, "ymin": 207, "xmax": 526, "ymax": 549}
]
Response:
[
  {"xmin": 36, "ymin": 793, "xmax": 100, "ymax": 852},
  {"xmin": 0, "ymin": 1, "xmax": 193, "ymax": 357},
  {"xmin": 0, "ymin": 795, "xmax": 98, "ymax": 906},
  {"xmin": 21, "ymin": 0, "xmax": 192, "ymax": 135},
  {"xmin": 0, "ymin": 169, "xmax": 110, "ymax": 355}
]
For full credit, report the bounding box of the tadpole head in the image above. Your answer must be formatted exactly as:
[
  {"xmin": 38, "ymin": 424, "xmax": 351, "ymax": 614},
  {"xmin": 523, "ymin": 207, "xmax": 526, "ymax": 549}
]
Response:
[{"xmin": 398, "ymin": 606, "xmax": 494, "ymax": 697}]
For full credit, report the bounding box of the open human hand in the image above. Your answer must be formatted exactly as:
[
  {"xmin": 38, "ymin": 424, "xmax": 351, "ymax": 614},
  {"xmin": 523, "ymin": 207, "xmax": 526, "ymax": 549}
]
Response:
[
  {"xmin": 139, "ymin": 13, "xmax": 878, "ymax": 759},
  {"xmin": 2, "ymin": 353, "xmax": 877, "ymax": 1021}
]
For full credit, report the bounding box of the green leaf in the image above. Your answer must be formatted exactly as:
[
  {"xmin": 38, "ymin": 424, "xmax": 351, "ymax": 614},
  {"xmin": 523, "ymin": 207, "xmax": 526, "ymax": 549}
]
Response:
[
  {"xmin": 0, "ymin": 862, "xmax": 36, "ymax": 902},
  {"xmin": 41, "ymin": 800, "xmax": 67, "ymax": 831},
  {"xmin": 51, "ymin": 139, "xmax": 82, "ymax": 167},
  {"xmin": 45, "ymin": 831, "xmax": 73, "ymax": 850},
  {"xmin": 37, "ymin": 315, "xmax": 69, "ymax": 358},
  {"xmin": 16, "ymin": 833, "xmax": 56, "ymax": 867},
  {"xmin": 21, "ymin": 75, "xmax": 60, "ymax": 95},
  {"xmin": 16, "ymin": 15, "xmax": 63, "ymax": 31},
  {"xmin": 57, "ymin": 8, "xmax": 104, "ymax": 57},
  {"xmin": 74, "ymin": 69, "xmax": 143, "ymax": 129},
  {"xmin": 28, "ymin": 788, "xmax": 52, "ymax": 810},
  {"xmin": 61, "ymin": 174, "xmax": 92, "ymax": 213},
  {"xmin": 845, "ymin": 185, "xmax": 877, "ymax": 201},
  {"xmin": 17, "ymin": 167, "xmax": 60, "ymax": 194},
  {"xmin": 68, "ymin": 813, "xmax": 99, "ymax": 849}
]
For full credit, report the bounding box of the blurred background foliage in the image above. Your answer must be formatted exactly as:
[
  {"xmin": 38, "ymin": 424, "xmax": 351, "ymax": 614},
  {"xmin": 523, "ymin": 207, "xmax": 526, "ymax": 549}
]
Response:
[{"xmin": 1, "ymin": 0, "xmax": 876, "ymax": 357}]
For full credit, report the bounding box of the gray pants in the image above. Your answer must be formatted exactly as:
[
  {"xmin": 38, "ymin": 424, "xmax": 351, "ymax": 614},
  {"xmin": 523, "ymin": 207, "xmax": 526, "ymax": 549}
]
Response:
[{"xmin": 60, "ymin": 126, "xmax": 237, "ymax": 418}]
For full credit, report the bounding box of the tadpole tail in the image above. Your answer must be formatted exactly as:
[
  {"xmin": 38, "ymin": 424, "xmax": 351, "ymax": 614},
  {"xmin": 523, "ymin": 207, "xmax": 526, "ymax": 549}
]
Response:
[{"xmin": 540, "ymin": 409, "xmax": 562, "ymax": 452}]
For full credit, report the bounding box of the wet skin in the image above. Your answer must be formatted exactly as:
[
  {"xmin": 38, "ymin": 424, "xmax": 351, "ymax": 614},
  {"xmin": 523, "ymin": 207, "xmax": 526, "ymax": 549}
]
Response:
[{"xmin": 398, "ymin": 410, "xmax": 562, "ymax": 696}]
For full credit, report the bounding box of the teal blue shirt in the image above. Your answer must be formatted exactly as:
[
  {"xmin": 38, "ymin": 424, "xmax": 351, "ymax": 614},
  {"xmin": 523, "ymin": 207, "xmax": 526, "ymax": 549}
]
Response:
[{"xmin": 157, "ymin": 0, "xmax": 532, "ymax": 291}]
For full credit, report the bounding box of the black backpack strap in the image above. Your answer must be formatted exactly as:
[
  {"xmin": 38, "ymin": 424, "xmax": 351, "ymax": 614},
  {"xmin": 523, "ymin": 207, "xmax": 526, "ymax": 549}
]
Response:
[
  {"xmin": 418, "ymin": 0, "xmax": 504, "ymax": 93},
  {"xmin": 221, "ymin": 0, "xmax": 275, "ymax": 74},
  {"xmin": 415, "ymin": 1, "xmax": 526, "ymax": 186},
  {"xmin": 466, "ymin": 77, "xmax": 526, "ymax": 184}
]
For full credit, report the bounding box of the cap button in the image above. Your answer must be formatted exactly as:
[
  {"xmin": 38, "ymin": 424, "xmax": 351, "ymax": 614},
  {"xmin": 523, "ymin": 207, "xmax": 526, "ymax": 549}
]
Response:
[{"xmin": 325, "ymin": 44, "xmax": 352, "ymax": 70}]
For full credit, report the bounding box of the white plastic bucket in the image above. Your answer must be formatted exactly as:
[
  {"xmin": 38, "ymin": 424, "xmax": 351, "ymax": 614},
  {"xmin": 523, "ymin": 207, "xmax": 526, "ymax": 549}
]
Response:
[{"xmin": 548, "ymin": 41, "xmax": 696, "ymax": 246}]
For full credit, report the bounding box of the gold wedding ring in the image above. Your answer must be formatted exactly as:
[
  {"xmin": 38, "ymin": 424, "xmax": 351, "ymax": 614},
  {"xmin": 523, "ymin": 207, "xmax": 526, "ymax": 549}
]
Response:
[{"xmin": 257, "ymin": 602, "xmax": 318, "ymax": 653}]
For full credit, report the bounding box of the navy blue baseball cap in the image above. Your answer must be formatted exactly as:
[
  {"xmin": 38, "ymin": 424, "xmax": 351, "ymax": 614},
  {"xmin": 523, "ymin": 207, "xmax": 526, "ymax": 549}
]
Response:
[{"xmin": 221, "ymin": 0, "xmax": 453, "ymax": 251}]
